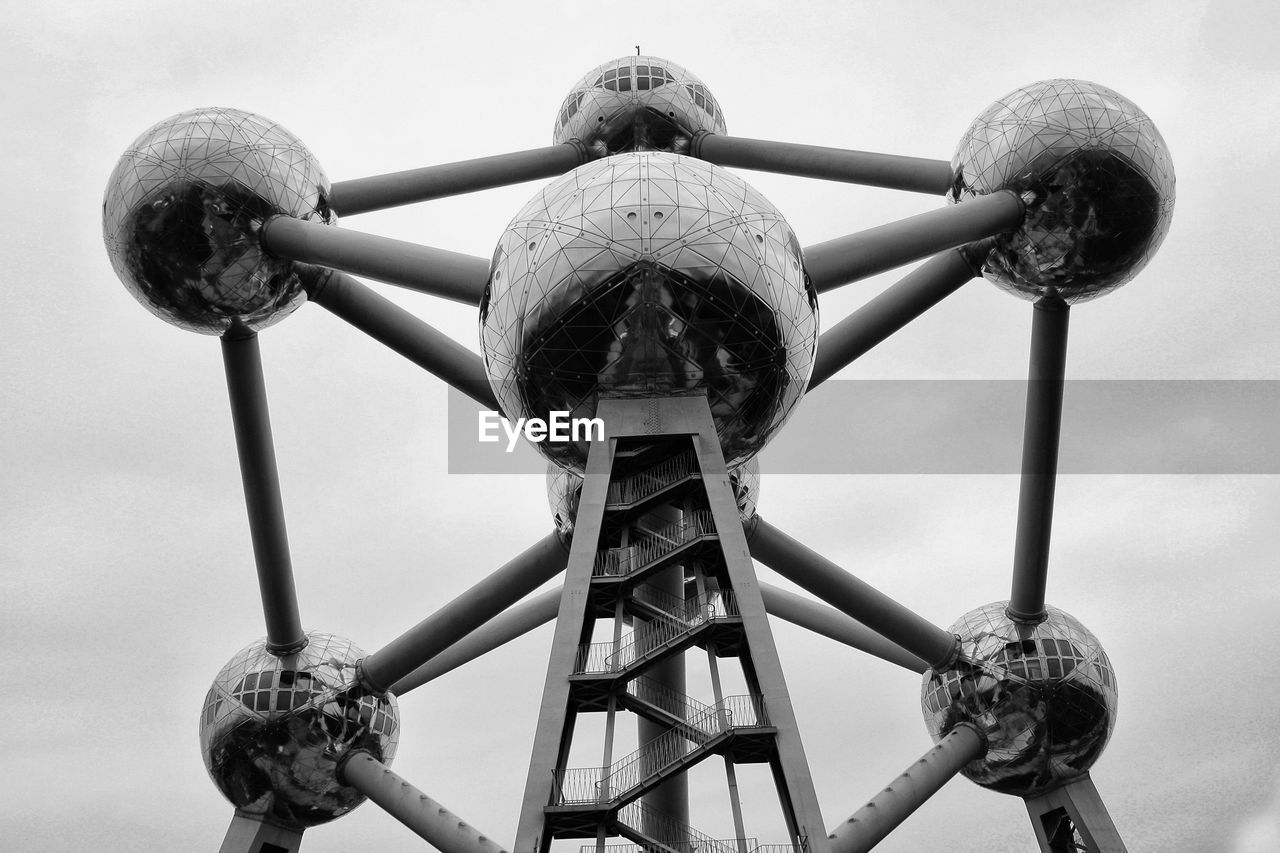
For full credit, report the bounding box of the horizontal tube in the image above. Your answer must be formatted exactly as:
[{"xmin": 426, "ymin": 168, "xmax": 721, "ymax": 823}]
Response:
[
  {"xmin": 262, "ymin": 216, "xmax": 488, "ymax": 305},
  {"xmin": 305, "ymin": 269, "xmax": 498, "ymax": 410},
  {"xmin": 828, "ymin": 724, "xmax": 985, "ymax": 853},
  {"xmin": 390, "ymin": 586, "xmax": 563, "ymax": 695},
  {"xmin": 360, "ymin": 531, "xmax": 568, "ymax": 694},
  {"xmin": 331, "ymin": 143, "xmax": 587, "ymax": 215},
  {"xmin": 695, "ymin": 133, "xmax": 952, "ymax": 195},
  {"xmin": 808, "ymin": 246, "xmax": 980, "ymax": 390},
  {"xmin": 339, "ymin": 751, "xmax": 511, "ymax": 853},
  {"xmin": 804, "ymin": 191, "xmax": 1023, "ymax": 293},
  {"xmin": 748, "ymin": 517, "xmax": 957, "ymax": 668},
  {"xmin": 760, "ymin": 582, "xmax": 928, "ymax": 673}
]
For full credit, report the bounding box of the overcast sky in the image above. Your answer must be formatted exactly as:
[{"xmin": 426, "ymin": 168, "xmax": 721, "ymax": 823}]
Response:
[{"xmin": 3, "ymin": 1, "xmax": 1279, "ymax": 851}]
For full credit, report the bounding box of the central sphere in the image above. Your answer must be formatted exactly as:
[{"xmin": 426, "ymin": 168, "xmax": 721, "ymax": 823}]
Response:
[
  {"xmin": 921, "ymin": 602, "xmax": 1117, "ymax": 797},
  {"xmin": 481, "ymin": 153, "xmax": 817, "ymax": 474},
  {"xmin": 199, "ymin": 632, "xmax": 399, "ymax": 828}
]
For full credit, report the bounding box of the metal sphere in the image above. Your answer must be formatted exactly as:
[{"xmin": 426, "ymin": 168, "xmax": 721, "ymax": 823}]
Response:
[
  {"xmin": 553, "ymin": 55, "xmax": 727, "ymax": 157},
  {"xmin": 951, "ymin": 79, "xmax": 1175, "ymax": 303},
  {"xmin": 103, "ymin": 107, "xmax": 335, "ymax": 334},
  {"xmin": 482, "ymin": 152, "xmax": 817, "ymax": 474},
  {"xmin": 199, "ymin": 632, "xmax": 399, "ymax": 828},
  {"xmin": 546, "ymin": 456, "xmax": 760, "ymax": 541},
  {"xmin": 921, "ymin": 602, "xmax": 1117, "ymax": 797}
]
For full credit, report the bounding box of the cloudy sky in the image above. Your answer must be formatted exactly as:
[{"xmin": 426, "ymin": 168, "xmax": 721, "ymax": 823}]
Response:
[{"xmin": 3, "ymin": 1, "xmax": 1279, "ymax": 851}]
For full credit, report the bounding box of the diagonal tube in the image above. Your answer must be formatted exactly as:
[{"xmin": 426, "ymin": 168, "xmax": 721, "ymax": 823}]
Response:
[
  {"xmin": 338, "ymin": 750, "xmax": 511, "ymax": 853},
  {"xmin": 359, "ymin": 531, "xmax": 569, "ymax": 694},
  {"xmin": 389, "ymin": 586, "xmax": 563, "ymax": 695},
  {"xmin": 303, "ymin": 268, "xmax": 498, "ymax": 410},
  {"xmin": 220, "ymin": 329, "xmax": 306, "ymax": 655},
  {"xmin": 804, "ymin": 191, "xmax": 1023, "ymax": 293},
  {"xmin": 746, "ymin": 517, "xmax": 957, "ymax": 669},
  {"xmin": 759, "ymin": 582, "xmax": 928, "ymax": 673},
  {"xmin": 1007, "ymin": 299, "xmax": 1071, "ymax": 623},
  {"xmin": 262, "ymin": 215, "xmax": 489, "ymax": 305},
  {"xmin": 330, "ymin": 143, "xmax": 588, "ymax": 215},
  {"xmin": 692, "ymin": 132, "xmax": 953, "ymax": 195},
  {"xmin": 827, "ymin": 724, "xmax": 986, "ymax": 853},
  {"xmin": 808, "ymin": 245, "xmax": 985, "ymax": 390}
]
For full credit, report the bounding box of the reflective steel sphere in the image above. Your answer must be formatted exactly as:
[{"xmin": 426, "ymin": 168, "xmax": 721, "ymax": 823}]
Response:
[
  {"xmin": 483, "ymin": 153, "xmax": 817, "ymax": 474},
  {"xmin": 553, "ymin": 55, "xmax": 726, "ymax": 157},
  {"xmin": 951, "ymin": 80, "xmax": 1175, "ymax": 302},
  {"xmin": 199, "ymin": 632, "xmax": 399, "ymax": 828},
  {"xmin": 921, "ymin": 602, "xmax": 1117, "ymax": 797},
  {"xmin": 103, "ymin": 107, "xmax": 335, "ymax": 334},
  {"xmin": 546, "ymin": 456, "xmax": 760, "ymax": 541}
]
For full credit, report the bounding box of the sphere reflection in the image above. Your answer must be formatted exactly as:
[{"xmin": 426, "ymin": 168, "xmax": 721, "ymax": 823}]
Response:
[
  {"xmin": 554, "ymin": 55, "xmax": 726, "ymax": 157},
  {"xmin": 483, "ymin": 153, "xmax": 817, "ymax": 474},
  {"xmin": 199, "ymin": 632, "xmax": 399, "ymax": 828},
  {"xmin": 103, "ymin": 107, "xmax": 335, "ymax": 334},
  {"xmin": 951, "ymin": 80, "xmax": 1174, "ymax": 302},
  {"xmin": 921, "ymin": 602, "xmax": 1117, "ymax": 797}
]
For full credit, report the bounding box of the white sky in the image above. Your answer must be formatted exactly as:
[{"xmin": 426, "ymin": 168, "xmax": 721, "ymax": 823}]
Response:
[{"xmin": 2, "ymin": 1, "xmax": 1279, "ymax": 850}]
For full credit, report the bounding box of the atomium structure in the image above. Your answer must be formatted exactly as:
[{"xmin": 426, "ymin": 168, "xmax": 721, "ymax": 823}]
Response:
[{"xmin": 104, "ymin": 55, "xmax": 1174, "ymax": 853}]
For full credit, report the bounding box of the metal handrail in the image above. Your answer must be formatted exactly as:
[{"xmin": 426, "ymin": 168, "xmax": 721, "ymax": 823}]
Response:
[
  {"xmin": 574, "ymin": 591, "xmax": 738, "ymax": 675},
  {"xmin": 554, "ymin": 695, "xmax": 768, "ymax": 805},
  {"xmin": 606, "ymin": 450, "xmax": 697, "ymax": 506},
  {"xmin": 614, "ymin": 800, "xmax": 756, "ymax": 853},
  {"xmin": 593, "ymin": 509, "xmax": 717, "ymax": 577}
]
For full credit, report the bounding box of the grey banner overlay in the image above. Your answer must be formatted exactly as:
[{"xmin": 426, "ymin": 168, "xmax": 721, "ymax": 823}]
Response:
[{"xmin": 447, "ymin": 381, "xmax": 1280, "ymax": 475}]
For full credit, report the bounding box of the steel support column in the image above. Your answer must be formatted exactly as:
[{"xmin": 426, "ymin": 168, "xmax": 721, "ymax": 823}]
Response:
[
  {"xmin": 218, "ymin": 811, "xmax": 303, "ymax": 853},
  {"xmin": 747, "ymin": 518, "xmax": 957, "ymax": 668},
  {"xmin": 220, "ymin": 329, "xmax": 306, "ymax": 655},
  {"xmin": 1007, "ymin": 299, "xmax": 1070, "ymax": 623},
  {"xmin": 304, "ymin": 269, "xmax": 499, "ymax": 410},
  {"xmin": 804, "ymin": 191, "xmax": 1023, "ymax": 293},
  {"xmin": 330, "ymin": 143, "xmax": 588, "ymax": 215},
  {"xmin": 691, "ymin": 133, "xmax": 952, "ymax": 195},
  {"xmin": 359, "ymin": 531, "xmax": 568, "ymax": 694},
  {"xmin": 1024, "ymin": 775, "xmax": 1127, "ymax": 852},
  {"xmin": 262, "ymin": 216, "xmax": 488, "ymax": 305}
]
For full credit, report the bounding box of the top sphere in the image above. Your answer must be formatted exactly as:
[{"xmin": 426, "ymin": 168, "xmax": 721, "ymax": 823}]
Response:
[
  {"xmin": 951, "ymin": 80, "xmax": 1175, "ymax": 303},
  {"xmin": 921, "ymin": 602, "xmax": 1117, "ymax": 797},
  {"xmin": 103, "ymin": 107, "xmax": 335, "ymax": 334},
  {"xmin": 481, "ymin": 153, "xmax": 817, "ymax": 474},
  {"xmin": 553, "ymin": 55, "xmax": 726, "ymax": 157}
]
